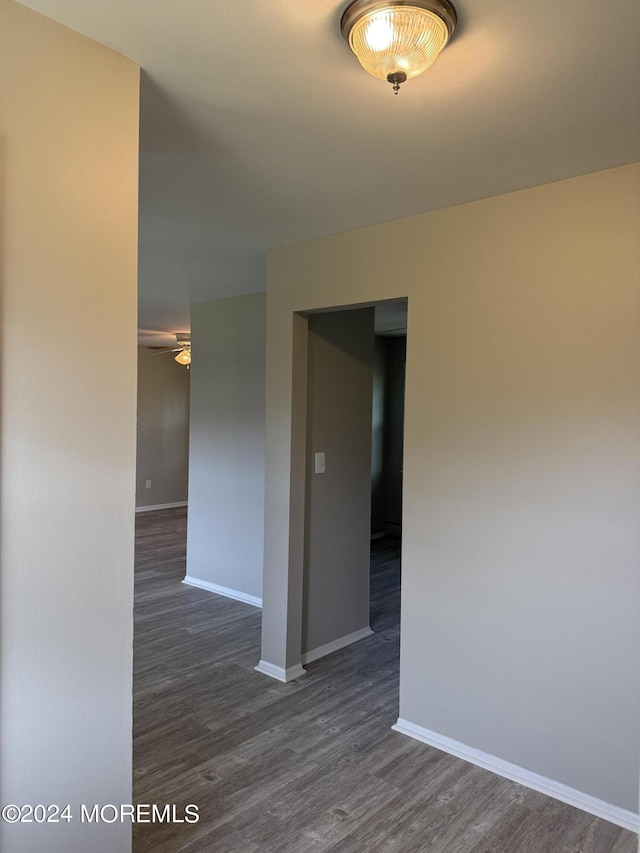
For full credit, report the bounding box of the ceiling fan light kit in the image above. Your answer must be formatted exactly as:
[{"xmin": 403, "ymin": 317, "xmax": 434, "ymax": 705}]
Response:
[
  {"xmin": 174, "ymin": 348, "xmax": 191, "ymax": 366},
  {"xmin": 341, "ymin": 0, "xmax": 456, "ymax": 94},
  {"xmin": 149, "ymin": 333, "xmax": 191, "ymax": 367},
  {"xmin": 174, "ymin": 333, "xmax": 191, "ymax": 366}
]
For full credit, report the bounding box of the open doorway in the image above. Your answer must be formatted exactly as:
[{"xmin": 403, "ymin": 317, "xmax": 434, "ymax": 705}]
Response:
[
  {"xmin": 370, "ymin": 302, "xmax": 406, "ymax": 642},
  {"xmin": 300, "ymin": 299, "xmax": 407, "ymax": 683}
]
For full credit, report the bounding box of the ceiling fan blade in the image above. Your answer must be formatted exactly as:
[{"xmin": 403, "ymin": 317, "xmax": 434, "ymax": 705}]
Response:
[
  {"xmin": 139, "ymin": 330, "xmax": 191, "ymax": 349},
  {"xmin": 150, "ymin": 348, "xmax": 181, "ymax": 356}
]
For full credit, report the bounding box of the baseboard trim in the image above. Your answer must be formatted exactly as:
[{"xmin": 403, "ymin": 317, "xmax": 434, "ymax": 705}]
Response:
[
  {"xmin": 135, "ymin": 501, "xmax": 188, "ymax": 513},
  {"xmin": 255, "ymin": 660, "xmax": 307, "ymax": 683},
  {"xmin": 301, "ymin": 626, "xmax": 374, "ymax": 665},
  {"xmin": 182, "ymin": 576, "xmax": 262, "ymax": 608},
  {"xmin": 392, "ymin": 718, "xmax": 639, "ymax": 833}
]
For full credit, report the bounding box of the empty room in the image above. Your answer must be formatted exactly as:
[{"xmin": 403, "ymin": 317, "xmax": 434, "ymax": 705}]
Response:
[{"xmin": 1, "ymin": 1, "xmax": 638, "ymax": 852}]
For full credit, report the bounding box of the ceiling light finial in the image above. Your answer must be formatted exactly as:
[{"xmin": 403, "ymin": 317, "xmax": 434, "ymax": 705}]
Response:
[
  {"xmin": 341, "ymin": 0, "xmax": 456, "ymax": 94},
  {"xmin": 387, "ymin": 71, "xmax": 407, "ymax": 94}
]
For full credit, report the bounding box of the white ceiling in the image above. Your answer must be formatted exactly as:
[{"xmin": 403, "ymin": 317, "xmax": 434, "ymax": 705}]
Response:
[{"xmin": 19, "ymin": 0, "xmax": 640, "ymax": 343}]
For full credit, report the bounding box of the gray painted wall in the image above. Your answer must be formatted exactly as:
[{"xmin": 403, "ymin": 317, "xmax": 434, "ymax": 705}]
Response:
[
  {"xmin": 186, "ymin": 292, "xmax": 265, "ymax": 600},
  {"xmin": 262, "ymin": 165, "xmax": 640, "ymax": 814},
  {"xmin": 136, "ymin": 346, "xmax": 190, "ymax": 508},
  {"xmin": 0, "ymin": 4, "xmax": 139, "ymax": 851},
  {"xmin": 303, "ymin": 309, "xmax": 375, "ymax": 654}
]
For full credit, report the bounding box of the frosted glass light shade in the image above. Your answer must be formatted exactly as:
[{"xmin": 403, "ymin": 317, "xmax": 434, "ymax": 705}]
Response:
[
  {"xmin": 175, "ymin": 348, "xmax": 191, "ymax": 366},
  {"xmin": 342, "ymin": 0, "xmax": 456, "ymax": 92}
]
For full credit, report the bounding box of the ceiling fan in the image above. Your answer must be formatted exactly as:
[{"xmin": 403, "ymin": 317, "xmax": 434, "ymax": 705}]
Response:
[{"xmin": 149, "ymin": 333, "xmax": 191, "ymax": 367}]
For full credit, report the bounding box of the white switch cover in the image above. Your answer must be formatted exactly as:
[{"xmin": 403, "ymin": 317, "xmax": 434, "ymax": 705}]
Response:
[
  {"xmin": 145, "ymin": 479, "xmax": 152, "ymax": 489},
  {"xmin": 314, "ymin": 452, "xmax": 326, "ymax": 474}
]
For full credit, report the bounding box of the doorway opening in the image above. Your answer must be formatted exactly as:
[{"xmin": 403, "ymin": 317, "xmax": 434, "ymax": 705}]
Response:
[
  {"xmin": 300, "ymin": 299, "xmax": 407, "ymax": 691},
  {"xmin": 370, "ymin": 301, "xmax": 406, "ymax": 643}
]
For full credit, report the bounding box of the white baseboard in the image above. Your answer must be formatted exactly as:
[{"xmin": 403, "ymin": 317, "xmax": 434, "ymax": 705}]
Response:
[
  {"xmin": 392, "ymin": 718, "xmax": 639, "ymax": 833},
  {"xmin": 182, "ymin": 576, "xmax": 262, "ymax": 608},
  {"xmin": 255, "ymin": 660, "xmax": 307, "ymax": 683},
  {"xmin": 301, "ymin": 626, "xmax": 374, "ymax": 665},
  {"xmin": 135, "ymin": 501, "xmax": 188, "ymax": 513}
]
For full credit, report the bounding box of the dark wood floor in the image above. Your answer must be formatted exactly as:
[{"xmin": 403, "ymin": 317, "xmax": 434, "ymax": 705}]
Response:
[{"xmin": 133, "ymin": 508, "xmax": 637, "ymax": 853}]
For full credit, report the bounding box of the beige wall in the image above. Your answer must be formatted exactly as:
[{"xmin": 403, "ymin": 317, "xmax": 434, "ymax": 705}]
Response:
[
  {"xmin": 186, "ymin": 292, "xmax": 265, "ymax": 601},
  {"xmin": 261, "ymin": 164, "xmax": 640, "ymax": 814},
  {"xmin": 0, "ymin": 3, "xmax": 139, "ymax": 851},
  {"xmin": 303, "ymin": 309, "xmax": 374, "ymax": 655},
  {"xmin": 136, "ymin": 346, "xmax": 190, "ymax": 508}
]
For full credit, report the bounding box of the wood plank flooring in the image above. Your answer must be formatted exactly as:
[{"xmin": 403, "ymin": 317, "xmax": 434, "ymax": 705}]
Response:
[{"xmin": 133, "ymin": 508, "xmax": 637, "ymax": 853}]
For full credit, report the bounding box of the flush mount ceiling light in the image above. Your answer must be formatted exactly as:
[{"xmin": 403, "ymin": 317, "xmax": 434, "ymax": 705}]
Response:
[{"xmin": 341, "ymin": 0, "xmax": 456, "ymax": 94}]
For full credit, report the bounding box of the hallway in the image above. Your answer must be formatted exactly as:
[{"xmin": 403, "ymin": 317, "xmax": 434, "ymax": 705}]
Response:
[{"xmin": 133, "ymin": 508, "xmax": 635, "ymax": 853}]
